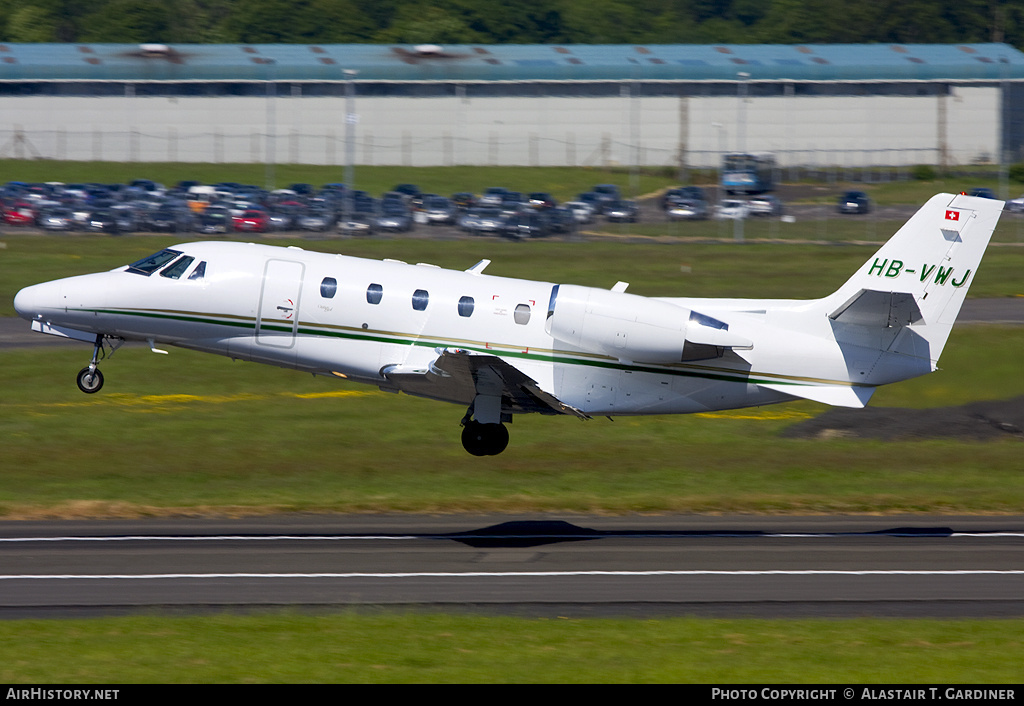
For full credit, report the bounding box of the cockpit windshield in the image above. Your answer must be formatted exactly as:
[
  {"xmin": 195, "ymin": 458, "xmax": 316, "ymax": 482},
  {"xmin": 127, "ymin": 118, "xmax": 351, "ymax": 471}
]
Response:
[
  {"xmin": 126, "ymin": 249, "xmax": 182, "ymax": 276},
  {"xmin": 159, "ymin": 256, "xmax": 195, "ymax": 280}
]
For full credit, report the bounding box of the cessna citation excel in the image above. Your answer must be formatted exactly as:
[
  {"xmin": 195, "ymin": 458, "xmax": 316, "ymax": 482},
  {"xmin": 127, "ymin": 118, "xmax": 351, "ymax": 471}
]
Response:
[{"xmin": 14, "ymin": 193, "xmax": 1002, "ymax": 456}]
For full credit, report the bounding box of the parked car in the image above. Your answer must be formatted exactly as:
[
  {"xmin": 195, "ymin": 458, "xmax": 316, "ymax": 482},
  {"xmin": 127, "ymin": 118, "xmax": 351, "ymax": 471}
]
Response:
[
  {"xmin": 391, "ymin": 183, "xmax": 421, "ymax": 200},
  {"xmin": 503, "ymin": 210, "xmax": 550, "ymax": 239},
  {"xmin": 528, "ymin": 192, "xmax": 557, "ymax": 210},
  {"xmin": 112, "ymin": 207, "xmax": 139, "ymax": 234},
  {"xmin": 662, "ymin": 186, "xmax": 707, "ymax": 208},
  {"xmin": 592, "ymin": 184, "xmax": 621, "ymax": 212},
  {"xmin": 422, "ymin": 195, "xmax": 458, "ymax": 225},
  {"xmin": 968, "ymin": 187, "xmax": 998, "ymax": 199},
  {"xmin": 546, "ymin": 206, "xmax": 576, "ymax": 233},
  {"xmin": 562, "ymin": 201, "xmax": 595, "ymax": 224},
  {"xmin": 714, "ymin": 199, "xmax": 749, "ymax": 220},
  {"xmin": 1005, "ymin": 194, "xmax": 1024, "ymax": 212},
  {"xmin": 3, "ymin": 202, "xmax": 36, "ymax": 226},
  {"xmin": 451, "ymin": 192, "xmax": 476, "ymax": 211},
  {"xmin": 232, "ymin": 209, "xmax": 269, "ymax": 233},
  {"xmin": 666, "ymin": 198, "xmax": 709, "ymax": 221},
  {"xmin": 147, "ymin": 206, "xmax": 193, "ymax": 232},
  {"xmin": 296, "ymin": 207, "xmax": 335, "ymax": 232},
  {"xmin": 374, "ymin": 202, "xmax": 414, "ymax": 232},
  {"xmin": 838, "ymin": 190, "xmax": 871, "ymax": 214},
  {"xmin": 459, "ymin": 207, "xmax": 506, "ymax": 235},
  {"xmin": 604, "ymin": 199, "xmax": 640, "ymax": 223},
  {"xmin": 85, "ymin": 209, "xmax": 120, "ymax": 234},
  {"xmin": 38, "ymin": 207, "xmax": 78, "ymax": 231},
  {"xmin": 747, "ymin": 194, "xmax": 784, "ymax": 217},
  {"xmin": 266, "ymin": 204, "xmax": 302, "ymax": 232},
  {"xmin": 197, "ymin": 205, "xmax": 233, "ymax": 234},
  {"xmin": 337, "ymin": 210, "xmax": 376, "ymax": 235},
  {"xmin": 477, "ymin": 186, "xmax": 509, "ymax": 208},
  {"xmin": 577, "ymin": 191, "xmax": 604, "ymax": 214}
]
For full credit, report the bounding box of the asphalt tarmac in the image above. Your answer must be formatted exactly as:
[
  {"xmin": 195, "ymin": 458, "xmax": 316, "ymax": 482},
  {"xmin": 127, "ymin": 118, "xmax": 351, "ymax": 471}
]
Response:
[{"xmin": 1, "ymin": 515, "xmax": 1022, "ymax": 618}]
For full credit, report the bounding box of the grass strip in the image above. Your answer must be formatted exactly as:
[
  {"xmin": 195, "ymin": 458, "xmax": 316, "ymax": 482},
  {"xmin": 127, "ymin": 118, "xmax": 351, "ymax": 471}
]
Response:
[{"xmin": 2, "ymin": 613, "xmax": 1022, "ymax": 683}]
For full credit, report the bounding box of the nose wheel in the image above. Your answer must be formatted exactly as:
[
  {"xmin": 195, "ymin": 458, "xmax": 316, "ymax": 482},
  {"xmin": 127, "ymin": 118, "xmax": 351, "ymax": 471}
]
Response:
[
  {"xmin": 75, "ymin": 334, "xmax": 123, "ymax": 394},
  {"xmin": 76, "ymin": 366, "xmax": 104, "ymax": 394}
]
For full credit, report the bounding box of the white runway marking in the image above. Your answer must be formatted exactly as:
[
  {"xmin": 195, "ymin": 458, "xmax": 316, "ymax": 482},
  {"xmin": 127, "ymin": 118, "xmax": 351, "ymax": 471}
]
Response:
[
  {"xmin": 0, "ymin": 531, "xmax": 1022, "ymax": 543},
  {"xmin": 2, "ymin": 570, "xmax": 1023, "ymax": 580}
]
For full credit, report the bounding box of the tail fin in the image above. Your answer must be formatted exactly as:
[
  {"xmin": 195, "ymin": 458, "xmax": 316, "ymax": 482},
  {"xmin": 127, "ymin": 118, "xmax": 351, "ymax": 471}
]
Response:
[{"xmin": 824, "ymin": 192, "xmax": 1003, "ymax": 370}]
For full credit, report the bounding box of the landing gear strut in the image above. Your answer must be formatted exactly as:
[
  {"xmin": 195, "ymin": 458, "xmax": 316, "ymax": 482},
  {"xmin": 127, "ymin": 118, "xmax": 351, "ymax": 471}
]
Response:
[{"xmin": 75, "ymin": 334, "xmax": 123, "ymax": 394}]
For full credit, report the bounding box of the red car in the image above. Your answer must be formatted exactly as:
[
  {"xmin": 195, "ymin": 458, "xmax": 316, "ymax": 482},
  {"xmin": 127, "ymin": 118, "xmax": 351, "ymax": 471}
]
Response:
[
  {"xmin": 232, "ymin": 209, "xmax": 269, "ymax": 232},
  {"xmin": 3, "ymin": 202, "xmax": 36, "ymax": 226}
]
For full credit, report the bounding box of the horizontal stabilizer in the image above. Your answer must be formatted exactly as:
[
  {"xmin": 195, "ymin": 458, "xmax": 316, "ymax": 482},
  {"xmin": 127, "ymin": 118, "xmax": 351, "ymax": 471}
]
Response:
[
  {"xmin": 759, "ymin": 382, "xmax": 875, "ymax": 408},
  {"xmin": 829, "ymin": 289, "xmax": 923, "ymax": 328}
]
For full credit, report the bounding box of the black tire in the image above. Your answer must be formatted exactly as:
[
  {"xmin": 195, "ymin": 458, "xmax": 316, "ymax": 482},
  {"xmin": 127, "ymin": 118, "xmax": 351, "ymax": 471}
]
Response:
[
  {"xmin": 76, "ymin": 367, "xmax": 104, "ymax": 394},
  {"xmin": 461, "ymin": 421, "xmax": 509, "ymax": 456}
]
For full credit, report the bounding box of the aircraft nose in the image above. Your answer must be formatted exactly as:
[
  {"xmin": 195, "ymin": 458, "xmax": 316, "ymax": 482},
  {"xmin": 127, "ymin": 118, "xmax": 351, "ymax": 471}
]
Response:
[{"xmin": 13, "ymin": 281, "xmax": 61, "ymax": 321}]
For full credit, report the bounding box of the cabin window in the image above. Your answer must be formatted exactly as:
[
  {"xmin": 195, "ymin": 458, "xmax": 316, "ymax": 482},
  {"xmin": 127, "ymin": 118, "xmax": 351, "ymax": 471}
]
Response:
[
  {"xmin": 458, "ymin": 296, "xmax": 475, "ymax": 317},
  {"xmin": 321, "ymin": 277, "xmax": 338, "ymax": 299},
  {"xmin": 188, "ymin": 261, "xmax": 207, "ymax": 281},
  {"xmin": 412, "ymin": 289, "xmax": 429, "ymax": 311},
  {"xmin": 514, "ymin": 303, "xmax": 531, "ymax": 325},
  {"xmin": 160, "ymin": 256, "xmax": 195, "ymax": 280},
  {"xmin": 366, "ymin": 283, "xmax": 383, "ymax": 304},
  {"xmin": 126, "ymin": 248, "xmax": 182, "ymax": 276}
]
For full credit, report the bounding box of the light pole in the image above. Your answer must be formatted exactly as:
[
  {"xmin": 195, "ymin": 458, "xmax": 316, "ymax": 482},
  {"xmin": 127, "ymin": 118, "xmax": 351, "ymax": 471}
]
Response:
[
  {"xmin": 712, "ymin": 122, "xmax": 726, "ymax": 209},
  {"xmin": 735, "ymin": 73, "xmax": 750, "ymax": 243},
  {"xmin": 264, "ymin": 60, "xmax": 276, "ymax": 191},
  {"xmin": 737, "ymin": 71, "xmax": 750, "ymax": 155},
  {"xmin": 344, "ymin": 69, "xmax": 358, "ymax": 234}
]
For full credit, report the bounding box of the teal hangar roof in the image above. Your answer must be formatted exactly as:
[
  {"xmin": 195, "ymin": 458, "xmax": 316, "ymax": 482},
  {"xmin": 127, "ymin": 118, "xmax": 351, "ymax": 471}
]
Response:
[{"xmin": 0, "ymin": 43, "xmax": 1022, "ymax": 82}]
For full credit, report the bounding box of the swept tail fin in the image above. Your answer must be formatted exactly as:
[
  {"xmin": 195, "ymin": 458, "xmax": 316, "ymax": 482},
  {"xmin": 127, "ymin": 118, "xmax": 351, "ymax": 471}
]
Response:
[{"xmin": 823, "ymin": 192, "xmax": 1003, "ymax": 368}]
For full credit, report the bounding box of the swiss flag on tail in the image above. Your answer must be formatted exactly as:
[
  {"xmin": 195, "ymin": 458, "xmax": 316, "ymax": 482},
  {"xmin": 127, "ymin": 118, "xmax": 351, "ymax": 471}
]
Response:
[{"xmin": 945, "ymin": 209, "xmax": 960, "ymax": 221}]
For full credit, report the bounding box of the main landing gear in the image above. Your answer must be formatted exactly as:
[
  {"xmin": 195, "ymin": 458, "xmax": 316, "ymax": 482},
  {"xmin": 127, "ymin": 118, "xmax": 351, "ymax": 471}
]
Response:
[
  {"xmin": 460, "ymin": 395, "xmax": 510, "ymax": 456},
  {"xmin": 76, "ymin": 334, "xmax": 123, "ymax": 394},
  {"xmin": 461, "ymin": 419, "xmax": 509, "ymax": 456}
]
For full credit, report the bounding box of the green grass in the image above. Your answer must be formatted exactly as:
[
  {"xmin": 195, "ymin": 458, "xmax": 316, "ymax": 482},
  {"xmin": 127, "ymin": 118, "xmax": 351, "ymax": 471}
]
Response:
[
  {"xmin": 1, "ymin": 324, "xmax": 1023, "ymax": 517},
  {"xmin": 2, "ymin": 613, "xmax": 1022, "ymax": 683}
]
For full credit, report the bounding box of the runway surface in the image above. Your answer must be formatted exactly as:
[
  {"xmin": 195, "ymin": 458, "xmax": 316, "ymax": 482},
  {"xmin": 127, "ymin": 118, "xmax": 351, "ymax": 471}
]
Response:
[{"xmin": 1, "ymin": 515, "xmax": 1022, "ymax": 618}]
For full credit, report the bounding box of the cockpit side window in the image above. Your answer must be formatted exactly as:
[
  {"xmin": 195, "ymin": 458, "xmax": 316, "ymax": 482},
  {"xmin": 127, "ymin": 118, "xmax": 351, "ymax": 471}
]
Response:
[
  {"xmin": 127, "ymin": 249, "xmax": 182, "ymax": 276},
  {"xmin": 187, "ymin": 261, "xmax": 207, "ymax": 281},
  {"xmin": 160, "ymin": 256, "xmax": 196, "ymax": 280}
]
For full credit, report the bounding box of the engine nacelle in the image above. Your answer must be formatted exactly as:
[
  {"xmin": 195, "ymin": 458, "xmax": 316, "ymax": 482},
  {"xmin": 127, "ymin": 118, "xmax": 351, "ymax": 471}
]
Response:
[
  {"xmin": 545, "ymin": 284, "xmax": 753, "ymax": 364},
  {"xmin": 545, "ymin": 284, "xmax": 692, "ymax": 364}
]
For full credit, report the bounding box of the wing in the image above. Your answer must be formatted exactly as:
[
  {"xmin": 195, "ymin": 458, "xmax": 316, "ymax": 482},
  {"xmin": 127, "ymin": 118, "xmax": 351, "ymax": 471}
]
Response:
[{"xmin": 381, "ymin": 348, "xmax": 589, "ymax": 418}]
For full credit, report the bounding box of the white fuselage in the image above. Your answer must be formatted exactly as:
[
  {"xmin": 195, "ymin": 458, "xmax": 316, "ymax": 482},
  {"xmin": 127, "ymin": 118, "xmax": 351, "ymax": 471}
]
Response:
[{"xmin": 15, "ymin": 241, "xmax": 816, "ymax": 416}]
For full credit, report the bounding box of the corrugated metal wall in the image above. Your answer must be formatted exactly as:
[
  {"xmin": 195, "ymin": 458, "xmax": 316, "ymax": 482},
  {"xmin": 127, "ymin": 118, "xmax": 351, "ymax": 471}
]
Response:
[{"xmin": 0, "ymin": 87, "xmax": 1000, "ymax": 168}]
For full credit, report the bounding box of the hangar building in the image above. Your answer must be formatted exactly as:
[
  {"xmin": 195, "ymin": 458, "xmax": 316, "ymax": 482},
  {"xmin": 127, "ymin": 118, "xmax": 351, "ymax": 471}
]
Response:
[{"xmin": 1, "ymin": 42, "xmax": 1023, "ymax": 170}]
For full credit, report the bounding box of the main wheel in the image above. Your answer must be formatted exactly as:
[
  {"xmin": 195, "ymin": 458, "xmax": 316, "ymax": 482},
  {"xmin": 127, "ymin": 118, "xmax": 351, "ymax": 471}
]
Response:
[
  {"xmin": 461, "ymin": 421, "xmax": 509, "ymax": 456},
  {"xmin": 76, "ymin": 367, "xmax": 104, "ymax": 394}
]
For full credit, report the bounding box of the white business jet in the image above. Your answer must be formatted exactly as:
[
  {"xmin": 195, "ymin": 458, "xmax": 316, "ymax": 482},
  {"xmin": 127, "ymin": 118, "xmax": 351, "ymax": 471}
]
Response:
[{"xmin": 13, "ymin": 193, "xmax": 1002, "ymax": 456}]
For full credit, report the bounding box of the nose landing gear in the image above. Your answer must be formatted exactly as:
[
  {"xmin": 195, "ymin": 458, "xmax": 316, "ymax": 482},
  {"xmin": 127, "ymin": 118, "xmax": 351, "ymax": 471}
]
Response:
[{"xmin": 76, "ymin": 334, "xmax": 124, "ymax": 394}]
